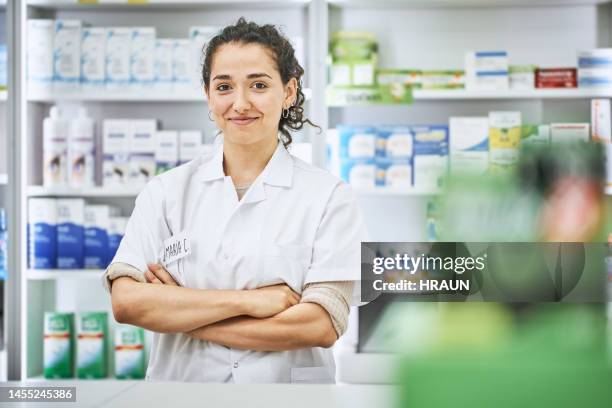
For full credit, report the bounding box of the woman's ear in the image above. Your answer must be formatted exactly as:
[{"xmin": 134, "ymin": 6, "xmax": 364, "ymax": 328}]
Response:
[{"xmin": 284, "ymin": 78, "xmax": 298, "ymax": 108}]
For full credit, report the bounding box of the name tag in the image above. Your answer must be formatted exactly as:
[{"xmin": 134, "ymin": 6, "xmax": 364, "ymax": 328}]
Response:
[{"xmin": 161, "ymin": 231, "xmax": 191, "ymax": 267}]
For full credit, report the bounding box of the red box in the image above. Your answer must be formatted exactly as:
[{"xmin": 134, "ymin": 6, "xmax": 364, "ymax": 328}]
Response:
[{"xmin": 535, "ymin": 68, "xmax": 577, "ymax": 88}]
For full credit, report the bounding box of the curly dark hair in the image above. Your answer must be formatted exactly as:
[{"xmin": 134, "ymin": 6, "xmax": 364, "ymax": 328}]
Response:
[{"xmin": 202, "ymin": 17, "xmax": 318, "ymax": 147}]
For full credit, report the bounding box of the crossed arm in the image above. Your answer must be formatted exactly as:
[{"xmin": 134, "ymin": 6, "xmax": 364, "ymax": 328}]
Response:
[{"xmin": 109, "ymin": 263, "xmax": 338, "ymax": 351}]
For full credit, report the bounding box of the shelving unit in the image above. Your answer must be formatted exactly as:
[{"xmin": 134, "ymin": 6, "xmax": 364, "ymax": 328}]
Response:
[
  {"xmin": 28, "ymin": 186, "xmax": 142, "ymax": 198},
  {"xmin": 27, "ymin": 88, "xmax": 311, "ymax": 103},
  {"xmin": 4, "ymin": 0, "xmax": 610, "ymax": 383},
  {"xmin": 355, "ymin": 187, "xmax": 439, "ymax": 196},
  {"xmin": 27, "ymin": 0, "xmax": 310, "ymax": 10},
  {"xmin": 0, "ymin": 174, "xmax": 6, "ymax": 185},
  {"xmin": 27, "ymin": 269, "xmax": 106, "ymax": 280},
  {"xmin": 412, "ymin": 88, "xmax": 612, "ymax": 101}
]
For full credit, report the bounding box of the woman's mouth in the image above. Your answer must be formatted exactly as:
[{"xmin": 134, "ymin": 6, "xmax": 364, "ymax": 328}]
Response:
[{"xmin": 229, "ymin": 117, "xmax": 258, "ymax": 126}]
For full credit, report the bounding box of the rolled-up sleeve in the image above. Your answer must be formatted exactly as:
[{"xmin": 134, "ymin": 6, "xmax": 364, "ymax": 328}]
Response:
[
  {"xmin": 102, "ymin": 179, "xmax": 166, "ymax": 292},
  {"xmin": 304, "ymin": 182, "xmax": 369, "ymax": 305}
]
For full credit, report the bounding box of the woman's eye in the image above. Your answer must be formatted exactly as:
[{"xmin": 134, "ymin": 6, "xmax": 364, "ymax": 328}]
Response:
[
  {"xmin": 216, "ymin": 84, "xmax": 231, "ymax": 92},
  {"xmin": 252, "ymin": 82, "xmax": 267, "ymax": 90}
]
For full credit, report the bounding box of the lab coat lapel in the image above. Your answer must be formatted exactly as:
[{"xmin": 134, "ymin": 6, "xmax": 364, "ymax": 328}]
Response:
[{"xmin": 241, "ymin": 142, "xmax": 293, "ymax": 204}]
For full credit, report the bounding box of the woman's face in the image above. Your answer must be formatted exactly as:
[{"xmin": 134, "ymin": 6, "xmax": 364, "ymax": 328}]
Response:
[{"xmin": 206, "ymin": 42, "xmax": 297, "ymax": 148}]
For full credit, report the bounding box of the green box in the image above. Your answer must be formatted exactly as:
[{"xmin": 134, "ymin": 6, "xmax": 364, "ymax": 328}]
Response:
[
  {"xmin": 114, "ymin": 325, "xmax": 146, "ymax": 379},
  {"xmin": 77, "ymin": 312, "xmax": 108, "ymax": 379},
  {"xmin": 44, "ymin": 312, "xmax": 75, "ymax": 379},
  {"xmin": 421, "ymin": 70, "xmax": 465, "ymax": 89},
  {"xmin": 329, "ymin": 32, "xmax": 378, "ymax": 87},
  {"xmin": 377, "ymin": 69, "xmax": 422, "ymax": 89}
]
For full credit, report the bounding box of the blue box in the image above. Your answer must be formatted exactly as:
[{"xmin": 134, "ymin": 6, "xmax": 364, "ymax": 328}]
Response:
[
  {"xmin": 28, "ymin": 199, "xmax": 57, "ymax": 269},
  {"xmin": 376, "ymin": 126, "xmax": 413, "ymax": 159},
  {"xmin": 337, "ymin": 125, "xmax": 377, "ymax": 159}
]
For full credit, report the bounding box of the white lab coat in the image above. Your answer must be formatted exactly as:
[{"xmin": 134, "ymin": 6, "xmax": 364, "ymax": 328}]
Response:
[{"xmin": 109, "ymin": 141, "xmax": 368, "ymax": 383}]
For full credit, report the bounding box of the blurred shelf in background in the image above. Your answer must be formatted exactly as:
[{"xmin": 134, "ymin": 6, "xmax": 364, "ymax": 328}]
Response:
[
  {"xmin": 413, "ymin": 88, "xmax": 612, "ymax": 101},
  {"xmin": 27, "ymin": 269, "xmax": 105, "ymax": 281},
  {"xmin": 0, "ymin": 174, "xmax": 7, "ymax": 185},
  {"xmin": 327, "ymin": 0, "xmax": 612, "ymax": 8},
  {"xmin": 27, "ymin": 186, "xmax": 142, "ymax": 198},
  {"xmin": 26, "ymin": 0, "xmax": 310, "ymax": 10},
  {"xmin": 355, "ymin": 187, "xmax": 440, "ymax": 196},
  {"xmin": 28, "ymin": 88, "xmax": 311, "ymax": 103}
]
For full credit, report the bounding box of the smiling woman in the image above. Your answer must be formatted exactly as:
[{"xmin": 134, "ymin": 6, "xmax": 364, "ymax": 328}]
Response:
[{"xmin": 104, "ymin": 17, "xmax": 368, "ymax": 384}]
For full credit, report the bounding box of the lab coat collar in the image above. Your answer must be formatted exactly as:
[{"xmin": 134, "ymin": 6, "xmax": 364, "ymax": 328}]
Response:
[
  {"xmin": 198, "ymin": 139, "xmax": 293, "ymax": 188},
  {"xmin": 260, "ymin": 141, "xmax": 293, "ymax": 188},
  {"xmin": 198, "ymin": 142, "xmax": 225, "ymax": 182}
]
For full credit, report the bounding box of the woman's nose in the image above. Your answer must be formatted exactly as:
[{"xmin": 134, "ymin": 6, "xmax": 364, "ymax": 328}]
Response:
[{"xmin": 232, "ymin": 89, "xmax": 251, "ymax": 113}]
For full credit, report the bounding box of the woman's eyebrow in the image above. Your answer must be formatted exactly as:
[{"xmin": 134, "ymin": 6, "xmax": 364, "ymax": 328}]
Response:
[
  {"xmin": 212, "ymin": 74, "xmax": 231, "ymax": 81},
  {"xmin": 247, "ymin": 72, "xmax": 272, "ymax": 79}
]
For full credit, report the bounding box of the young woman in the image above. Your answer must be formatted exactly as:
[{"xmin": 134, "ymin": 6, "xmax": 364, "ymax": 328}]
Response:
[{"xmin": 105, "ymin": 18, "xmax": 367, "ymax": 383}]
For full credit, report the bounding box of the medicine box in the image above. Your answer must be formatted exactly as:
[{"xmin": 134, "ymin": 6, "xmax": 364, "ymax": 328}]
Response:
[
  {"xmin": 115, "ymin": 325, "xmax": 146, "ymax": 379},
  {"xmin": 128, "ymin": 119, "xmax": 158, "ymax": 185},
  {"xmin": 44, "ymin": 312, "xmax": 75, "ymax": 379},
  {"xmin": 56, "ymin": 199, "xmax": 85, "ymax": 269},
  {"xmin": 449, "ymin": 117, "xmax": 489, "ymax": 175},
  {"xmin": 488, "ymin": 111, "xmax": 522, "ymax": 172},
  {"xmin": 155, "ymin": 131, "xmax": 179, "ymax": 174},
  {"xmin": 130, "ymin": 27, "xmax": 156, "ymax": 88},
  {"xmin": 592, "ymin": 99, "xmax": 611, "ymax": 142},
  {"xmin": 339, "ymin": 158, "xmax": 376, "ymax": 189},
  {"xmin": 465, "ymin": 51, "xmax": 509, "ymax": 91},
  {"xmin": 77, "ymin": 312, "xmax": 108, "ymax": 379},
  {"xmin": 106, "ymin": 28, "xmax": 131, "ymax": 88},
  {"xmin": 412, "ymin": 125, "xmax": 449, "ymax": 188},
  {"xmin": 28, "ymin": 20, "xmax": 55, "ymax": 91},
  {"xmin": 189, "ymin": 26, "xmax": 220, "ymax": 86},
  {"xmin": 376, "ymin": 126, "xmax": 413, "ymax": 159},
  {"xmin": 337, "ymin": 125, "xmax": 377, "ymax": 159},
  {"xmin": 53, "ymin": 20, "xmax": 82, "ymax": 89},
  {"xmin": 376, "ymin": 158, "xmax": 412, "ymax": 188},
  {"xmin": 155, "ymin": 39, "xmax": 174, "ymax": 90},
  {"xmin": 550, "ymin": 123, "xmax": 590, "ymax": 143},
  {"xmin": 84, "ymin": 205, "xmax": 110, "ymax": 269},
  {"xmin": 108, "ymin": 217, "xmax": 128, "ymax": 262},
  {"xmin": 179, "ymin": 131, "xmax": 203, "ymax": 164},
  {"xmin": 28, "ymin": 198, "xmax": 58, "ymax": 269},
  {"xmin": 81, "ymin": 27, "xmax": 106, "ymax": 87},
  {"xmin": 103, "ymin": 119, "xmax": 131, "ymax": 186},
  {"xmin": 172, "ymin": 39, "xmax": 192, "ymax": 90},
  {"xmin": 329, "ymin": 32, "xmax": 378, "ymax": 87}
]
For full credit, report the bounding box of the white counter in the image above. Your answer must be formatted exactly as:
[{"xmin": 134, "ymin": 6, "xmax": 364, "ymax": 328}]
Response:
[{"xmin": 2, "ymin": 381, "xmax": 396, "ymax": 408}]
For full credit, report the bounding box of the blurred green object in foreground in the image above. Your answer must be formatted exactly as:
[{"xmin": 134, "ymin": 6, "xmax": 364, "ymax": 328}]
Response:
[{"xmin": 397, "ymin": 304, "xmax": 612, "ymax": 408}]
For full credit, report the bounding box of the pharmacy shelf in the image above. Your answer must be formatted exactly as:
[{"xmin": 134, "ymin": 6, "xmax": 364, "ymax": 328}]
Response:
[
  {"xmin": 26, "ymin": 375, "xmax": 124, "ymax": 382},
  {"xmin": 28, "ymin": 186, "xmax": 142, "ymax": 198},
  {"xmin": 27, "ymin": 269, "xmax": 106, "ymax": 280},
  {"xmin": 0, "ymin": 90, "xmax": 7, "ymax": 101},
  {"xmin": 328, "ymin": 0, "xmax": 612, "ymax": 8},
  {"xmin": 412, "ymin": 88, "xmax": 612, "ymax": 100},
  {"xmin": 355, "ymin": 187, "xmax": 440, "ymax": 196},
  {"xmin": 327, "ymin": 87, "xmax": 612, "ymax": 106},
  {"xmin": 27, "ymin": 88, "xmax": 312, "ymax": 103},
  {"xmin": 0, "ymin": 174, "xmax": 7, "ymax": 185},
  {"xmin": 27, "ymin": 89, "xmax": 206, "ymax": 103},
  {"xmin": 26, "ymin": 0, "xmax": 309, "ymax": 10}
]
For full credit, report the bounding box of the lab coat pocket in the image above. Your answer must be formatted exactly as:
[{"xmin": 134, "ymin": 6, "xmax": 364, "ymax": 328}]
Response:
[
  {"xmin": 290, "ymin": 366, "xmax": 334, "ymax": 384},
  {"xmin": 260, "ymin": 244, "xmax": 312, "ymax": 290}
]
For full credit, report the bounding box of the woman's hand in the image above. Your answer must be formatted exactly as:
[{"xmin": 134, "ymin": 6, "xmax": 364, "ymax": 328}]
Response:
[
  {"xmin": 145, "ymin": 263, "xmax": 179, "ymax": 286},
  {"xmin": 243, "ymin": 284, "xmax": 301, "ymax": 318}
]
